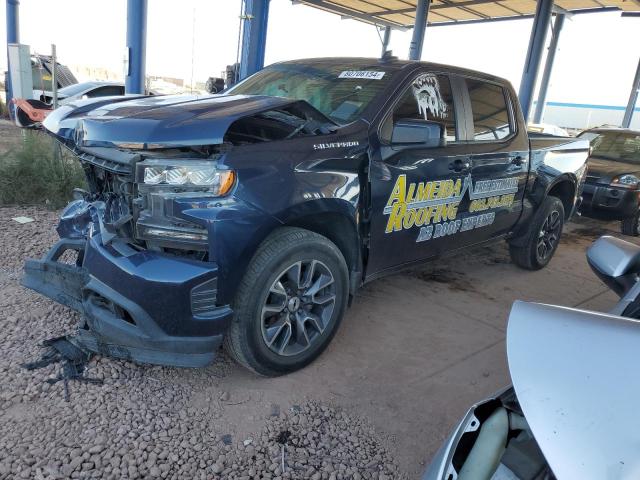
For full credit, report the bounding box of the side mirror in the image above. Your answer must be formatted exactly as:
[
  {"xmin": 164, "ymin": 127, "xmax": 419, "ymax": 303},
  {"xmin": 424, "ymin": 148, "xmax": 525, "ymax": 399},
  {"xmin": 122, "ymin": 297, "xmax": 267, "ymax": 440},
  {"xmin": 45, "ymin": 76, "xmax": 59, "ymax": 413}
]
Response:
[
  {"xmin": 587, "ymin": 235, "xmax": 640, "ymax": 297},
  {"xmin": 391, "ymin": 118, "xmax": 444, "ymax": 147}
]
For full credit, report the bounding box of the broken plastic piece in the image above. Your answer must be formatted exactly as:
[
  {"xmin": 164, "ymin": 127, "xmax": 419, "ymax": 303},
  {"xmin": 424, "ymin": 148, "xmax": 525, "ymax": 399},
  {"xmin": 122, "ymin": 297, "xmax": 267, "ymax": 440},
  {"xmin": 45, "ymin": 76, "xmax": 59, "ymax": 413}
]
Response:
[{"xmin": 21, "ymin": 336, "xmax": 101, "ymax": 402}]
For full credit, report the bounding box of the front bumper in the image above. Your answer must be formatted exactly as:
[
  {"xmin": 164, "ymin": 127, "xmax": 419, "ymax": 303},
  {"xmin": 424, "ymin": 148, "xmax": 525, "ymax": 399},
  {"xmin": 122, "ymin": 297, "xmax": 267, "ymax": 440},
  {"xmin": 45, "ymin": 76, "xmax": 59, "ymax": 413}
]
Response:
[
  {"xmin": 22, "ymin": 235, "xmax": 233, "ymax": 367},
  {"xmin": 580, "ymin": 182, "xmax": 640, "ymax": 220}
]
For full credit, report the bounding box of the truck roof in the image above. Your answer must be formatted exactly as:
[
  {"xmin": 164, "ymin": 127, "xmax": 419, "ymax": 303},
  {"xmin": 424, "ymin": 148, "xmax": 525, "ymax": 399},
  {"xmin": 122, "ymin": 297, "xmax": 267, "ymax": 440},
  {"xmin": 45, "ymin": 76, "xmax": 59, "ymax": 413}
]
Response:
[{"xmin": 273, "ymin": 57, "xmax": 511, "ymax": 86}]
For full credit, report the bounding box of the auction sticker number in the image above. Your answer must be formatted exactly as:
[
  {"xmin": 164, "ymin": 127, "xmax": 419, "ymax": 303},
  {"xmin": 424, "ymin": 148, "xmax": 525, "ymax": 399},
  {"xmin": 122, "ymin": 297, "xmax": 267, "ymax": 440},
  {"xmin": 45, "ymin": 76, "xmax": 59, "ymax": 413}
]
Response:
[{"xmin": 338, "ymin": 71, "xmax": 385, "ymax": 80}]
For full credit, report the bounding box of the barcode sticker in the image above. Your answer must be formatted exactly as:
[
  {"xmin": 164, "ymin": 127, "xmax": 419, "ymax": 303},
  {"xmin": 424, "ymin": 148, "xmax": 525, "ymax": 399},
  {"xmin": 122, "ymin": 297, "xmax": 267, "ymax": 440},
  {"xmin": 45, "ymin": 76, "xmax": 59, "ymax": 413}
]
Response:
[{"xmin": 338, "ymin": 71, "xmax": 385, "ymax": 80}]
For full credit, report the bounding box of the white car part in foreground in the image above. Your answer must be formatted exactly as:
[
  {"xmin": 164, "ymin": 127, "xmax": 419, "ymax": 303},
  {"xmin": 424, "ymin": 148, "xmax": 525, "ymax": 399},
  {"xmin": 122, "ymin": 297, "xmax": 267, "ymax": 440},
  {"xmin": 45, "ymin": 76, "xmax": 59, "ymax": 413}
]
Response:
[{"xmin": 507, "ymin": 301, "xmax": 640, "ymax": 480}]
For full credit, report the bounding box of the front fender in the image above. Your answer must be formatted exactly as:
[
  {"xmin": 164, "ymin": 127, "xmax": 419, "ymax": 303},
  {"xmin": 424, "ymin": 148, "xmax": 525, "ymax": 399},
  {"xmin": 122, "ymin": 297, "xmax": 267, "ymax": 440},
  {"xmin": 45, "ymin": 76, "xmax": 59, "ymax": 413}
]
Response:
[
  {"xmin": 274, "ymin": 197, "xmax": 359, "ymax": 224},
  {"xmin": 273, "ymin": 198, "xmax": 363, "ymax": 291},
  {"xmin": 197, "ymin": 197, "xmax": 361, "ymax": 306},
  {"xmin": 177, "ymin": 196, "xmax": 283, "ymax": 306}
]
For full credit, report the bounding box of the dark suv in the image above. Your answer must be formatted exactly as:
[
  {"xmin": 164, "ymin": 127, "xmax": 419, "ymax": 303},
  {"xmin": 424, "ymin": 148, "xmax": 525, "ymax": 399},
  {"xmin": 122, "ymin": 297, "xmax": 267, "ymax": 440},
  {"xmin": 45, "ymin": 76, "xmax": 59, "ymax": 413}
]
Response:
[{"xmin": 579, "ymin": 128, "xmax": 640, "ymax": 235}]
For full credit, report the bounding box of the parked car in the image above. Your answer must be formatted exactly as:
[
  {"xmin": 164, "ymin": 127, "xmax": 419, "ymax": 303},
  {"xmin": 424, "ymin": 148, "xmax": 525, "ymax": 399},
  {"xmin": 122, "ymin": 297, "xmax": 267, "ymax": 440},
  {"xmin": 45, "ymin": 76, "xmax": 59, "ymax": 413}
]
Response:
[
  {"xmin": 578, "ymin": 127, "xmax": 640, "ymax": 235},
  {"xmin": 527, "ymin": 122, "xmax": 570, "ymax": 137},
  {"xmin": 23, "ymin": 57, "xmax": 589, "ymax": 375},
  {"xmin": 13, "ymin": 82, "xmax": 128, "ymax": 128},
  {"xmin": 55, "ymin": 81, "xmax": 126, "ymax": 104},
  {"xmin": 423, "ymin": 234, "xmax": 640, "ymax": 480}
]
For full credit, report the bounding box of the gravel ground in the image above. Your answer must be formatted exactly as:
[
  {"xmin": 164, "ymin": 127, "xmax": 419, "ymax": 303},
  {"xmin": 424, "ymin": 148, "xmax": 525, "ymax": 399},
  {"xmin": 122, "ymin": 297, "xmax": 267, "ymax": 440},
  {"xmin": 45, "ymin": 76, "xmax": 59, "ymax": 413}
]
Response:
[{"xmin": 0, "ymin": 206, "xmax": 404, "ymax": 480}]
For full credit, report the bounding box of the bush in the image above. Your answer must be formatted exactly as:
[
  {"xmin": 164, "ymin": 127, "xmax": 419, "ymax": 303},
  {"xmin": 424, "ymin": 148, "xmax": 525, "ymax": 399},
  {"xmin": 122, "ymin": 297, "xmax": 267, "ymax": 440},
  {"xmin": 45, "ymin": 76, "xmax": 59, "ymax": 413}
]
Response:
[
  {"xmin": 0, "ymin": 97, "xmax": 7, "ymax": 119},
  {"xmin": 0, "ymin": 131, "xmax": 87, "ymax": 208}
]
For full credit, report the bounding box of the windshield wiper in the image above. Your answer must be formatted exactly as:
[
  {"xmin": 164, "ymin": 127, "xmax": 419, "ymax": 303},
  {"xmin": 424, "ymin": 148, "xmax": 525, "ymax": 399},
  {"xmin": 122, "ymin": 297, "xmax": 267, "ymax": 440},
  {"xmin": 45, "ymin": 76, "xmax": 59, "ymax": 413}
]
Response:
[
  {"xmin": 285, "ymin": 118, "xmax": 336, "ymax": 139},
  {"xmin": 285, "ymin": 119, "xmax": 312, "ymax": 139}
]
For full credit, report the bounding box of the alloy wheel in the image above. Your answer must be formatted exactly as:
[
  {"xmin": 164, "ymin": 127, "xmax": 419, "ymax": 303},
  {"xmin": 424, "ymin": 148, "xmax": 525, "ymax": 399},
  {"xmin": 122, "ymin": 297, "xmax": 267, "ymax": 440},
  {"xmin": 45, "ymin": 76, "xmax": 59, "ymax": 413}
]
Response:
[
  {"xmin": 537, "ymin": 210, "xmax": 562, "ymax": 262},
  {"xmin": 260, "ymin": 260, "xmax": 336, "ymax": 357}
]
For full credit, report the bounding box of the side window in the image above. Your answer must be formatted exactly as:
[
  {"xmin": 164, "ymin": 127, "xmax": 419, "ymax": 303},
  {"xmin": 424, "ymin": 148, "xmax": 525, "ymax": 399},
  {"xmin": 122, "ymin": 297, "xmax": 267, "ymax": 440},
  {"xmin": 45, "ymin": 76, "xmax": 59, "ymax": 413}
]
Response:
[
  {"xmin": 88, "ymin": 86, "xmax": 125, "ymax": 98},
  {"xmin": 382, "ymin": 73, "xmax": 457, "ymax": 143},
  {"xmin": 466, "ymin": 79, "xmax": 512, "ymax": 141}
]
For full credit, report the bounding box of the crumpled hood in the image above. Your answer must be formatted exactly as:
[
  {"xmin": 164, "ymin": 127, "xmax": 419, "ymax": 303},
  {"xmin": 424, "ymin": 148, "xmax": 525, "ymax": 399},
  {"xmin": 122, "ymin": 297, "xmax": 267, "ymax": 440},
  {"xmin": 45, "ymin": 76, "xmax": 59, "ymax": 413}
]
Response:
[
  {"xmin": 586, "ymin": 156, "xmax": 640, "ymax": 184},
  {"xmin": 43, "ymin": 93, "xmax": 305, "ymax": 148},
  {"xmin": 507, "ymin": 301, "xmax": 640, "ymax": 479}
]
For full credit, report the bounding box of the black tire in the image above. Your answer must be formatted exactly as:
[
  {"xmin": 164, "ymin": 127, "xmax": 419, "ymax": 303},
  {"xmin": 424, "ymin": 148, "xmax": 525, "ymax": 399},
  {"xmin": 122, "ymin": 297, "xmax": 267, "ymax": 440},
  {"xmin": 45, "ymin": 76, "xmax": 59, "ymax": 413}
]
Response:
[
  {"xmin": 224, "ymin": 227, "xmax": 349, "ymax": 376},
  {"xmin": 509, "ymin": 195, "xmax": 565, "ymax": 270},
  {"xmin": 621, "ymin": 212, "xmax": 640, "ymax": 236}
]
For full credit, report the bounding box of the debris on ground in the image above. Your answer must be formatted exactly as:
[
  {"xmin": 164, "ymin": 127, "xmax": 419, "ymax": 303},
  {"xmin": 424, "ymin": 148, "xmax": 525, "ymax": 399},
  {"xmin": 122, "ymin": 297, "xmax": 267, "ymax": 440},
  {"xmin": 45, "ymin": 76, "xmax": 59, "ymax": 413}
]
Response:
[
  {"xmin": 21, "ymin": 335, "xmax": 101, "ymax": 402},
  {"xmin": 12, "ymin": 216, "xmax": 35, "ymax": 224},
  {"xmin": 196, "ymin": 402, "xmax": 403, "ymax": 479}
]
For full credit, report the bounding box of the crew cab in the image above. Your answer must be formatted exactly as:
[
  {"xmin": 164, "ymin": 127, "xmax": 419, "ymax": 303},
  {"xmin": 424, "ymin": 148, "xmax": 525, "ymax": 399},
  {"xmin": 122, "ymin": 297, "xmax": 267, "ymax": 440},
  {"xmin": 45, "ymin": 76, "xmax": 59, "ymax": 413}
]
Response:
[{"xmin": 23, "ymin": 57, "xmax": 589, "ymax": 376}]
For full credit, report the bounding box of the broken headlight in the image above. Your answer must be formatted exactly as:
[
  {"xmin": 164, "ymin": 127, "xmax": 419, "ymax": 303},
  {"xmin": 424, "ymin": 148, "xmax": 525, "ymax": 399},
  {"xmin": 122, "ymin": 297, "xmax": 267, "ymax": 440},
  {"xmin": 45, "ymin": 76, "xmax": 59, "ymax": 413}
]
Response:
[
  {"xmin": 134, "ymin": 160, "xmax": 235, "ymax": 252},
  {"xmin": 136, "ymin": 159, "xmax": 235, "ymax": 196}
]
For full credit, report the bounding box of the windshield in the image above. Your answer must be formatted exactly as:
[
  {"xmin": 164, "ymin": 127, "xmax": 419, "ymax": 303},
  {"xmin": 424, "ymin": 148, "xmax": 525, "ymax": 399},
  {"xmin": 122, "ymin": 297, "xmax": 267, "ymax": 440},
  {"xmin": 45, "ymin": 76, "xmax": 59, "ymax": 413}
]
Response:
[
  {"xmin": 582, "ymin": 131, "xmax": 640, "ymax": 163},
  {"xmin": 226, "ymin": 62, "xmax": 396, "ymax": 125}
]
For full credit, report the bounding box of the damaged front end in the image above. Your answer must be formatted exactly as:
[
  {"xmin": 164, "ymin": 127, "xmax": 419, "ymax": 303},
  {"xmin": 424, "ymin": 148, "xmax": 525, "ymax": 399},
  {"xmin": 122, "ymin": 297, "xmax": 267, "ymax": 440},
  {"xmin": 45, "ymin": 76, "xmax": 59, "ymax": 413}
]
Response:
[
  {"xmin": 23, "ymin": 160, "xmax": 234, "ymax": 367},
  {"xmin": 23, "ymin": 94, "xmax": 334, "ymax": 367}
]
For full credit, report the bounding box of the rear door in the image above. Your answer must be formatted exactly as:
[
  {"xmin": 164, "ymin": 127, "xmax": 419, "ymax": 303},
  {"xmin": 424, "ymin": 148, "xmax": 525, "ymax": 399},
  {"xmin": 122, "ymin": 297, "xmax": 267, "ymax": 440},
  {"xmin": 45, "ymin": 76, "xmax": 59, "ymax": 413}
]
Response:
[
  {"xmin": 367, "ymin": 70, "xmax": 478, "ymax": 276},
  {"xmin": 457, "ymin": 76, "xmax": 529, "ymax": 240}
]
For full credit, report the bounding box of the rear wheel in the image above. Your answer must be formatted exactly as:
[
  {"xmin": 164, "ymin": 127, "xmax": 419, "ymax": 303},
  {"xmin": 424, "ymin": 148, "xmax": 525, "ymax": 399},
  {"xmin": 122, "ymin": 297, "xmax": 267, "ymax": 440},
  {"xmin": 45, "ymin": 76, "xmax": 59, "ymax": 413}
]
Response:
[
  {"xmin": 509, "ymin": 196, "xmax": 565, "ymax": 270},
  {"xmin": 621, "ymin": 211, "xmax": 640, "ymax": 237},
  {"xmin": 224, "ymin": 227, "xmax": 349, "ymax": 376}
]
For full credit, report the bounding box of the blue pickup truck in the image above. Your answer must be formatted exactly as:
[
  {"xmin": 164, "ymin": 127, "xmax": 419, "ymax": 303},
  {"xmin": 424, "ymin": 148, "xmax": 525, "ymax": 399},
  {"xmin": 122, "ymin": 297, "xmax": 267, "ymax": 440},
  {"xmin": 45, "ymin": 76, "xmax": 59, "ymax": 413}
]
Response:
[{"xmin": 24, "ymin": 57, "xmax": 589, "ymax": 376}]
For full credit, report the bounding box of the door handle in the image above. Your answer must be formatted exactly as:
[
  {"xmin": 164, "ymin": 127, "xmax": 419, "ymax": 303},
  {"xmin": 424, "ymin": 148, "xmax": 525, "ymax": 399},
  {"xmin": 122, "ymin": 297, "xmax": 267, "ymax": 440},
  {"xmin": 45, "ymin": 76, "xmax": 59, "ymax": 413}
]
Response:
[
  {"xmin": 449, "ymin": 159, "xmax": 471, "ymax": 173},
  {"xmin": 511, "ymin": 155, "xmax": 525, "ymax": 166}
]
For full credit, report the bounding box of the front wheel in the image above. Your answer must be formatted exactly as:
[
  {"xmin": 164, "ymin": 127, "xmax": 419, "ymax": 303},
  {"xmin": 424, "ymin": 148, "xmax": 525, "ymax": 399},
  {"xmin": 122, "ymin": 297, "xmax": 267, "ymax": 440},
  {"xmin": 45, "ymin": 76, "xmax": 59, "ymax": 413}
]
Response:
[
  {"xmin": 621, "ymin": 211, "xmax": 640, "ymax": 237},
  {"xmin": 509, "ymin": 196, "xmax": 565, "ymax": 270},
  {"xmin": 224, "ymin": 227, "xmax": 349, "ymax": 376}
]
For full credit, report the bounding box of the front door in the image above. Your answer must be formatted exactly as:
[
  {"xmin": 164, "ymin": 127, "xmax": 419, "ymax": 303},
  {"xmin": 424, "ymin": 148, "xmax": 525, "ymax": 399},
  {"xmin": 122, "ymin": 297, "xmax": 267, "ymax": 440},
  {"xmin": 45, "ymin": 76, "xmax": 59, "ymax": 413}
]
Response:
[{"xmin": 367, "ymin": 72, "xmax": 482, "ymax": 276}]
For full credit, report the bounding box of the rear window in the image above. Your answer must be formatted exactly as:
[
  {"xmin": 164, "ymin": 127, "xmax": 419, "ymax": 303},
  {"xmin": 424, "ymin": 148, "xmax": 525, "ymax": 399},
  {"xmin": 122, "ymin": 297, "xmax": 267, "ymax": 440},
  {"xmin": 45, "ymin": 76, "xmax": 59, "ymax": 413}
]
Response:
[{"xmin": 466, "ymin": 79, "xmax": 512, "ymax": 141}]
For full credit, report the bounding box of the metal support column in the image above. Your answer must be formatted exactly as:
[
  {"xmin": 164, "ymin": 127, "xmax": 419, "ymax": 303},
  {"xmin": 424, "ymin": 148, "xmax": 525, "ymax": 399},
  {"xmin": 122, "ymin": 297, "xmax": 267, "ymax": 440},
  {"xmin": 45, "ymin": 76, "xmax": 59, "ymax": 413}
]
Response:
[
  {"xmin": 622, "ymin": 57, "xmax": 640, "ymax": 128},
  {"xmin": 408, "ymin": 0, "xmax": 430, "ymax": 61},
  {"xmin": 239, "ymin": 0, "xmax": 271, "ymax": 81},
  {"xmin": 533, "ymin": 13, "xmax": 564, "ymax": 124},
  {"xmin": 6, "ymin": 0, "xmax": 20, "ymax": 116},
  {"xmin": 519, "ymin": 0, "xmax": 553, "ymax": 122},
  {"xmin": 381, "ymin": 26, "xmax": 391, "ymax": 57},
  {"xmin": 51, "ymin": 44, "xmax": 58, "ymax": 109},
  {"xmin": 125, "ymin": 0, "xmax": 147, "ymax": 94}
]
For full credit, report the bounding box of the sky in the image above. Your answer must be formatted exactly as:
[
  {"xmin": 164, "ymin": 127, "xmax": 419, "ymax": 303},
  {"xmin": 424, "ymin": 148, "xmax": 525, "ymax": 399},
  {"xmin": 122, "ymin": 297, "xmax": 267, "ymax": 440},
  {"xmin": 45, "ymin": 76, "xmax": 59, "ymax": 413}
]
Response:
[{"xmin": 1, "ymin": 0, "xmax": 638, "ymax": 107}]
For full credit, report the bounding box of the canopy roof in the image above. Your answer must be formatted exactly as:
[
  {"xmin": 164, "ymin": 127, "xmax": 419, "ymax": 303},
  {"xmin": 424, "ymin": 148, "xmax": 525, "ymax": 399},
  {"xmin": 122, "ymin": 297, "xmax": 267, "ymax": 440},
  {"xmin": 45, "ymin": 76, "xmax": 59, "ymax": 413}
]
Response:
[{"xmin": 298, "ymin": 0, "xmax": 640, "ymax": 28}]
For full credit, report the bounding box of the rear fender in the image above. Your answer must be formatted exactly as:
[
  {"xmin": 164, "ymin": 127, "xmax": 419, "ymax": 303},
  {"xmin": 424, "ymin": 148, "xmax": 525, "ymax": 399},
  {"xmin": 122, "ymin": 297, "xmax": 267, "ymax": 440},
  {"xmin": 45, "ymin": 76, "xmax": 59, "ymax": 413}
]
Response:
[
  {"xmin": 513, "ymin": 137, "xmax": 588, "ymax": 235},
  {"xmin": 509, "ymin": 172, "xmax": 577, "ymax": 246}
]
